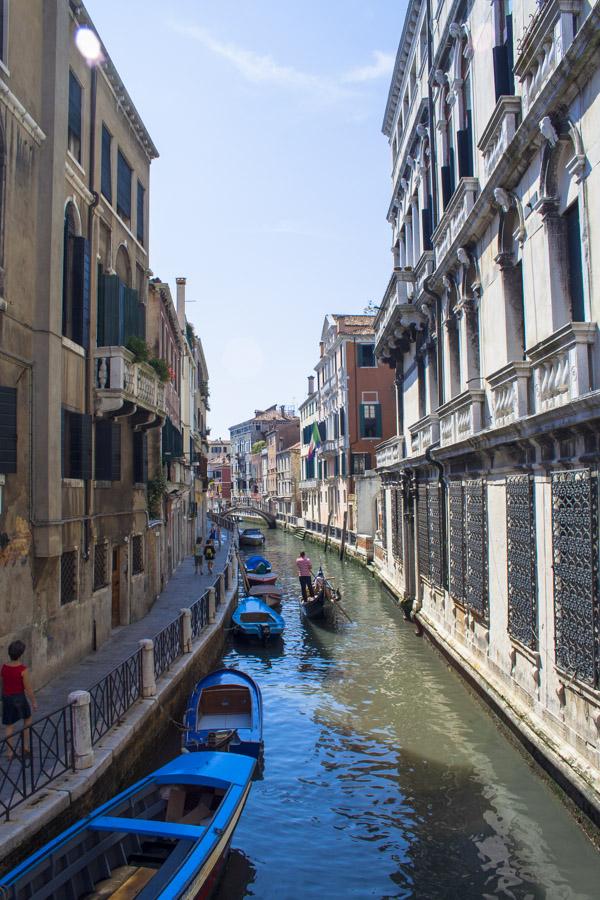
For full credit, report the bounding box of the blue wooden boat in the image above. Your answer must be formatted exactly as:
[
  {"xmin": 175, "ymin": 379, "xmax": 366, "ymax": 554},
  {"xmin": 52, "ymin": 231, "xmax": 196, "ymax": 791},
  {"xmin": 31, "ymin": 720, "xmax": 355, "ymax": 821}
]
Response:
[
  {"xmin": 244, "ymin": 555, "xmax": 272, "ymax": 574},
  {"xmin": 0, "ymin": 752, "xmax": 255, "ymax": 899},
  {"xmin": 183, "ymin": 668, "xmax": 263, "ymax": 759},
  {"xmin": 232, "ymin": 597, "xmax": 285, "ymax": 641}
]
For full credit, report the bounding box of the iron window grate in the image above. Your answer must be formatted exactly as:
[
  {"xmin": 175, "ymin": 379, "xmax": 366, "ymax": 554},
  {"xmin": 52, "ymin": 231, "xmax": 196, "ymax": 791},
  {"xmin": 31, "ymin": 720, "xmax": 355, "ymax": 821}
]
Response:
[
  {"xmin": 61, "ymin": 550, "xmax": 77, "ymax": 604},
  {"xmin": 93, "ymin": 542, "xmax": 108, "ymax": 591},
  {"xmin": 132, "ymin": 534, "xmax": 144, "ymax": 575}
]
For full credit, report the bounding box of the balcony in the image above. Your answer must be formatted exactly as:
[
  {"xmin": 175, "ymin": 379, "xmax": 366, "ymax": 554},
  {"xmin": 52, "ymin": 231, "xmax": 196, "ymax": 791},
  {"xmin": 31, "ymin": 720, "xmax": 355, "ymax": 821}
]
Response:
[
  {"xmin": 375, "ymin": 269, "xmax": 426, "ymax": 361},
  {"xmin": 320, "ymin": 438, "xmax": 340, "ymax": 456},
  {"xmin": 431, "ymin": 177, "xmax": 479, "ymax": 267},
  {"xmin": 409, "ymin": 414, "xmax": 440, "ymax": 455},
  {"xmin": 375, "ymin": 435, "xmax": 405, "ymax": 469},
  {"xmin": 528, "ymin": 322, "xmax": 596, "ymax": 414},
  {"xmin": 94, "ymin": 347, "xmax": 166, "ymax": 425},
  {"xmin": 438, "ymin": 389, "xmax": 486, "ymax": 447},
  {"xmin": 478, "ymin": 96, "xmax": 522, "ymax": 180},
  {"xmin": 514, "ymin": 0, "xmax": 582, "ymax": 115},
  {"xmin": 487, "ymin": 361, "xmax": 531, "ymax": 428},
  {"xmin": 299, "ymin": 479, "xmax": 318, "ymax": 491}
]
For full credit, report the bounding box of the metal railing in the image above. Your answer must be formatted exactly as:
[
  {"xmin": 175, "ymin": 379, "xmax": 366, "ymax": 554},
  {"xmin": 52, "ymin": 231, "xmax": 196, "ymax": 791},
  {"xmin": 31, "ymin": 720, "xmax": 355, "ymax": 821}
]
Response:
[
  {"xmin": 89, "ymin": 650, "xmax": 142, "ymax": 744},
  {"xmin": 0, "ymin": 520, "xmax": 238, "ymax": 820}
]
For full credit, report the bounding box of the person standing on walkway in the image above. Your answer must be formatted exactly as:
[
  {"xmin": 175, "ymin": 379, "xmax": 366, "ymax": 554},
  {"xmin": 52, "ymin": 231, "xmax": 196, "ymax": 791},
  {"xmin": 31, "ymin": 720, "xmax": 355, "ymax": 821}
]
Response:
[
  {"xmin": 204, "ymin": 537, "xmax": 216, "ymax": 574},
  {"xmin": 2, "ymin": 640, "xmax": 37, "ymax": 762},
  {"xmin": 296, "ymin": 551, "xmax": 314, "ymax": 601},
  {"xmin": 194, "ymin": 537, "xmax": 204, "ymax": 575},
  {"xmin": 209, "ymin": 525, "xmax": 217, "ymax": 543},
  {"xmin": 216, "ymin": 525, "xmax": 222, "ymax": 548}
]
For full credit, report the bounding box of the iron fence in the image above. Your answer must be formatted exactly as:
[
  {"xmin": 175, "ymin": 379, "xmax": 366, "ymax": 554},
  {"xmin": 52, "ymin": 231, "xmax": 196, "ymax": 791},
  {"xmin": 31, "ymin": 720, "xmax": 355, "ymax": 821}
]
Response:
[
  {"xmin": 190, "ymin": 591, "xmax": 209, "ymax": 638},
  {"xmin": 89, "ymin": 650, "xmax": 142, "ymax": 744},
  {"xmin": 0, "ymin": 703, "xmax": 73, "ymax": 820},
  {"xmin": 154, "ymin": 617, "xmax": 183, "ymax": 680},
  {"xmin": 214, "ymin": 576, "xmax": 222, "ymax": 608}
]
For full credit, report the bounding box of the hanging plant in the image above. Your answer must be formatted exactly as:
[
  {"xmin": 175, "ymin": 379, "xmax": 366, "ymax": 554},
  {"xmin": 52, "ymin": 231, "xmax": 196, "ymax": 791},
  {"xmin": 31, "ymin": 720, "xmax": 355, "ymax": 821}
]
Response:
[
  {"xmin": 148, "ymin": 357, "xmax": 171, "ymax": 382},
  {"xmin": 147, "ymin": 470, "xmax": 167, "ymax": 519},
  {"xmin": 126, "ymin": 336, "xmax": 150, "ymax": 363}
]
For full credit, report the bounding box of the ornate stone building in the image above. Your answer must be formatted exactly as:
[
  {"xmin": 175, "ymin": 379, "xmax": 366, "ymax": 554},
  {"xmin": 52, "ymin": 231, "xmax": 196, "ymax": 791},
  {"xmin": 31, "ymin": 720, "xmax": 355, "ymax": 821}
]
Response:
[{"xmin": 374, "ymin": 0, "xmax": 600, "ymax": 811}]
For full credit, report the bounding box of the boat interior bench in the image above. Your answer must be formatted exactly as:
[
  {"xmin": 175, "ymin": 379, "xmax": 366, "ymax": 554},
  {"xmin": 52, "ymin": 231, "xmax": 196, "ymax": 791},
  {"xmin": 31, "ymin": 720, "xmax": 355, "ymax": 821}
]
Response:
[
  {"xmin": 239, "ymin": 612, "xmax": 273, "ymax": 623},
  {"xmin": 197, "ymin": 685, "xmax": 252, "ymax": 730}
]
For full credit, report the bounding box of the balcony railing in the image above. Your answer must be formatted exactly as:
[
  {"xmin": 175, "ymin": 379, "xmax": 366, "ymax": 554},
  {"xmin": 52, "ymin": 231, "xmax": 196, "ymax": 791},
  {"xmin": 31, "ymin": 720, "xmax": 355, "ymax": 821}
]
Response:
[
  {"xmin": 527, "ymin": 322, "xmax": 596, "ymax": 414},
  {"xmin": 514, "ymin": 0, "xmax": 582, "ymax": 114},
  {"xmin": 478, "ymin": 96, "xmax": 522, "ymax": 180},
  {"xmin": 409, "ymin": 414, "xmax": 440, "ymax": 455},
  {"xmin": 431, "ymin": 177, "xmax": 480, "ymax": 265},
  {"xmin": 94, "ymin": 347, "xmax": 166, "ymax": 419},
  {"xmin": 487, "ymin": 361, "xmax": 531, "ymax": 428},
  {"xmin": 375, "ymin": 435, "xmax": 405, "ymax": 469},
  {"xmin": 438, "ymin": 389, "xmax": 486, "ymax": 447},
  {"xmin": 374, "ymin": 268, "xmax": 415, "ymax": 337}
]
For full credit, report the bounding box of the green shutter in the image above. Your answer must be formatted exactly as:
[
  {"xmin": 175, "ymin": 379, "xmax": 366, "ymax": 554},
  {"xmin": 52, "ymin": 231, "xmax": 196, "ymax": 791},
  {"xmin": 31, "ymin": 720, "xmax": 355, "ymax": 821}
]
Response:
[
  {"xmin": 375, "ymin": 404, "xmax": 382, "ymax": 438},
  {"xmin": 0, "ymin": 386, "xmax": 17, "ymax": 474},
  {"xmin": 341, "ymin": 452, "xmax": 346, "ymax": 476},
  {"xmin": 359, "ymin": 404, "xmax": 365, "ymax": 438}
]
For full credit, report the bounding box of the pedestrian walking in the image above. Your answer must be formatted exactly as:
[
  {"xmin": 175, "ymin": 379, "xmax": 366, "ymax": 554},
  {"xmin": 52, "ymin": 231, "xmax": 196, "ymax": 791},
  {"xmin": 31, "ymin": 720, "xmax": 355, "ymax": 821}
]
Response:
[
  {"xmin": 204, "ymin": 538, "xmax": 216, "ymax": 574},
  {"xmin": 296, "ymin": 551, "xmax": 314, "ymax": 601},
  {"xmin": 209, "ymin": 525, "xmax": 217, "ymax": 543},
  {"xmin": 193, "ymin": 537, "xmax": 204, "ymax": 575},
  {"xmin": 216, "ymin": 525, "xmax": 222, "ymax": 548},
  {"xmin": 1, "ymin": 640, "xmax": 37, "ymax": 762}
]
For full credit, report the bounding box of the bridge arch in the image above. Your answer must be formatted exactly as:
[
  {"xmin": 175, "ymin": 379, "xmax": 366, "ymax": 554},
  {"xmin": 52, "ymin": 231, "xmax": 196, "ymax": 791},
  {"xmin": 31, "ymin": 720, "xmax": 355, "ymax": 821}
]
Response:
[{"xmin": 226, "ymin": 505, "xmax": 277, "ymax": 529}]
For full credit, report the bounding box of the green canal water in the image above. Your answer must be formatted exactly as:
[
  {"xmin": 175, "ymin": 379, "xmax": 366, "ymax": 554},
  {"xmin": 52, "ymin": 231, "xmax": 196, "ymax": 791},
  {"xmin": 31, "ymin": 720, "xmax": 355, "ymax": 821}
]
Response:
[{"xmin": 165, "ymin": 524, "xmax": 600, "ymax": 898}]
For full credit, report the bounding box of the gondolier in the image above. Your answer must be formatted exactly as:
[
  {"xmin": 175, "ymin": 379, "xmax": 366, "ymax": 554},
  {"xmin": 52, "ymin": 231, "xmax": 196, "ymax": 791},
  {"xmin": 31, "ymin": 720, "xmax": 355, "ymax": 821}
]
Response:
[{"xmin": 296, "ymin": 551, "xmax": 314, "ymax": 600}]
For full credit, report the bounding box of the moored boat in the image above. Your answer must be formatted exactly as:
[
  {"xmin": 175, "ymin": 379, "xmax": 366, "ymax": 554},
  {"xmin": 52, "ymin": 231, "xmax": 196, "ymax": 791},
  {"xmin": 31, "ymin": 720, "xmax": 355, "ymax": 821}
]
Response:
[
  {"xmin": 239, "ymin": 528, "xmax": 265, "ymax": 547},
  {"xmin": 300, "ymin": 592, "xmax": 326, "ymax": 620},
  {"xmin": 0, "ymin": 752, "xmax": 255, "ymax": 900},
  {"xmin": 244, "ymin": 555, "xmax": 272, "ymax": 574},
  {"xmin": 232, "ymin": 597, "xmax": 285, "ymax": 641},
  {"xmin": 183, "ymin": 669, "xmax": 263, "ymax": 759},
  {"xmin": 248, "ymin": 584, "xmax": 283, "ymax": 608},
  {"xmin": 247, "ymin": 571, "xmax": 278, "ymax": 587}
]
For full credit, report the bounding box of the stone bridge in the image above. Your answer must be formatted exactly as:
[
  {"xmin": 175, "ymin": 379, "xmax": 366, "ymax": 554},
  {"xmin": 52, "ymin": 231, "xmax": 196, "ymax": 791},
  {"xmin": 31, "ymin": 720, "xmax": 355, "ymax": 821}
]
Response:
[{"xmin": 226, "ymin": 504, "xmax": 277, "ymax": 528}]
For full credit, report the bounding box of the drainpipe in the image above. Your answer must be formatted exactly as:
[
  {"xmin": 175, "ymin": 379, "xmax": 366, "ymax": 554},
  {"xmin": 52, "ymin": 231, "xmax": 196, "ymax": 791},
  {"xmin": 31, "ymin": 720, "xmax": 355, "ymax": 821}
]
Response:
[
  {"xmin": 425, "ymin": 446, "xmax": 447, "ymax": 591},
  {"xmin": 83, "ymin": 64, "xmax": 99, "ymax": 561}
]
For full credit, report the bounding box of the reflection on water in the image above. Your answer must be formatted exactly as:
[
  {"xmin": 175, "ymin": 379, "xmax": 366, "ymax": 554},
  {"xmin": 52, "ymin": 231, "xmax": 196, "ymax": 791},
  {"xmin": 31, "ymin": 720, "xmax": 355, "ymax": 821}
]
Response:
[{"xmin": 156, "ymin": 525, "xmax": 600, "ymax": 898}]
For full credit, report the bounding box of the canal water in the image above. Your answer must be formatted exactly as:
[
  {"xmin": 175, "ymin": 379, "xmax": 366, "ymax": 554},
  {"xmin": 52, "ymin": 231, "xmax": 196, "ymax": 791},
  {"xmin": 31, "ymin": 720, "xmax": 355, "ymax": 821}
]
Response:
[{"xmin": 158, "ymin": 524, "xmax": 600, "ymax": 898}]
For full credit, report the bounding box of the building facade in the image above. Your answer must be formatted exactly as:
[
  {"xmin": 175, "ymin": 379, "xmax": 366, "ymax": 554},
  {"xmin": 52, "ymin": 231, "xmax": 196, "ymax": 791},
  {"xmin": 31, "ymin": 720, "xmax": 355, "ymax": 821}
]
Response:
[
  {"xmin": 207, "ymin": 440, "xmax": 231, "ymax": 509},
  {"xmin": 374, "ymin": 0, "xmax": 600, "ymax": 794},
  {"xmin": 229, "ymin": 405, "xmax": 296, "ymax": 499},
  {"xmin": 299, "ymin": 315, "xmax": 396, "ymax": 534}
]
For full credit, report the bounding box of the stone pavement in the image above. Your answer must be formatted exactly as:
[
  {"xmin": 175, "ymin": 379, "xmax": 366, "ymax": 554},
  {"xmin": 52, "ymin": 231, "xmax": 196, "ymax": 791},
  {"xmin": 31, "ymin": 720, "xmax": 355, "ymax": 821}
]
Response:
[{"xmin": 32, "ymin": 531, "xmax": 232, "ymax": 720}]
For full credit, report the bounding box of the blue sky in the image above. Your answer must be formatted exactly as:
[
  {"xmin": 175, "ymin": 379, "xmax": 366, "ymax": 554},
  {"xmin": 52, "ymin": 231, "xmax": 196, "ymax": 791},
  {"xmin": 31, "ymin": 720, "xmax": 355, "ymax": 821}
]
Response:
[{"xmin": 86, "ymin": 1, "xmax": 407, "ymax": 438}]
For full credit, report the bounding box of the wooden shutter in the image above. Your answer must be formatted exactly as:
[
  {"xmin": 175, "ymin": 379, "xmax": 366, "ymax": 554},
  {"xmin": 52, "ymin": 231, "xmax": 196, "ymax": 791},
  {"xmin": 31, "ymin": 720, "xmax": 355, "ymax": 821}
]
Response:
[
  {"xmin": 101, "ymin": 126, "xmax": 112, "ymax": 202},
  {"xmin": 68, "ymin": 71, "xmax": 81, "ymax": 143},
  {"xmin": 71, "ymin": 237, "xmax": 90, "ymax": 348},
  {"xmin": 99, "ymin": 273, "xmax": 120, "ymax": 346},
  {"xmin": 136, "ymin": 181, "xmax": 145, "ymax": 244},
  {"xmin": 117, "ymin": 151, "xmax": 132, "ymax": 220},
  {"xmin": 133, "ymin": 430, "xmax": 147, "ymax": 484},
  {"xmin": 374, "ymin": 404, "xmax": 382, "ymax": 438},
  {"xmin": 359, "ymin": 404, "xmax": 365, "ymax": 438},
  {"xmin": 0, "ymin": 386, "xmax": 17, "ymax": 473},
  {"xmin": 65, "ymin": 411, "xmax": 92, "ymax": 479},
  {"xmin": 95, "ymin": 419, "xmax": 111, "ymax": 480},
  {"xmin": 341, "ymin": 452, "xmax": 346, "ymax": 476},
  {"xmin": 339, "ymin": 407, "xmax": 345, "ymax": 436}
]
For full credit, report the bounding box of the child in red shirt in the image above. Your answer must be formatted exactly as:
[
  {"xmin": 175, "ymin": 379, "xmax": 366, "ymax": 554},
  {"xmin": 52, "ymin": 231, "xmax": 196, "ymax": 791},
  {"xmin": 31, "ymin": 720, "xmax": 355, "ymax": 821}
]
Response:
[{"xmin": 1, "ymin": 640, "xmax": 37, "ymax": 762}]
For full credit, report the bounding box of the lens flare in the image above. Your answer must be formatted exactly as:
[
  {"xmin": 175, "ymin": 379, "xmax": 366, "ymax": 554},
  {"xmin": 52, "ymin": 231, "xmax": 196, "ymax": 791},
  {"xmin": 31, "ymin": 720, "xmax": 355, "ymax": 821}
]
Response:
[{"xmin": 75, "ymin": 27, "xmax": 102, "ymax": 64}]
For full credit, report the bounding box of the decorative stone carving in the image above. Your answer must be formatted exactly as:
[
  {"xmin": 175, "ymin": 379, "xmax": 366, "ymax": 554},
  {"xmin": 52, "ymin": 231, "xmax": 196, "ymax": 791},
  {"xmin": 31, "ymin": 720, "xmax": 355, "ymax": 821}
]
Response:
[
  {"xmin": 456, "ymin": 247, "xmax": 470, "ymax": 267},
  {"xmin": 539, "ymin": 116, "xmax": 558, "ymax": 147}
]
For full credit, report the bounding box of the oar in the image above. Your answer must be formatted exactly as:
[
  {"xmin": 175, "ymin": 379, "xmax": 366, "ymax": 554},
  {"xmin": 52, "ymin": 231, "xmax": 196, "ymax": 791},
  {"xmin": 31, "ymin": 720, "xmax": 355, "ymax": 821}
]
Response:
[{"xmin": 320, "ymin": 570, "xmax": 353, "ymax": 623}]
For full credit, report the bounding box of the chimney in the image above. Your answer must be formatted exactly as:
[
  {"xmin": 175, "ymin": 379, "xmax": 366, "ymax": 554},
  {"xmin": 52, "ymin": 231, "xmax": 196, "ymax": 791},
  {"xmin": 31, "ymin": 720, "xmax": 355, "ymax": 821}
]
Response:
[
  {"xmin": 280, "ymin": 405, "xmax": 285, "ymax": 417},
  {"xmin": 176, "ymin": 277, "xmax": 186, "ymax": 330},
  {"xmin": 308, "ymin": 375, "xmax": 315, "ymax": 395}
]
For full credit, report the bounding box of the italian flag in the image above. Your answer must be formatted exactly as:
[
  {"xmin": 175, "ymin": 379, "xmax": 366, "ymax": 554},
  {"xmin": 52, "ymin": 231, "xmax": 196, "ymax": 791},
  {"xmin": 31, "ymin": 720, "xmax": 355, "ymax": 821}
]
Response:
[{"xmin": 307, "ymin": 421, "xmax": 321, "ymax": 461}]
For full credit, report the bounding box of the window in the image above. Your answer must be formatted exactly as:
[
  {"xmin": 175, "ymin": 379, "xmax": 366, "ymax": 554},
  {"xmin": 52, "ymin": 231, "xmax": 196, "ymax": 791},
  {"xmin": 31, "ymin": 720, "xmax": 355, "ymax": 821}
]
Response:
[
  {"xmin": 564, "ymin": 201, "xmax": 586, "ymax": 321},
  {"xmin": 0, "ymin": 0, "xmax": 8, "ymax": 65},
  {"xmin": 137, "ymin": 180, "xmax": 145, "ymax": 244},
  {"xmin": 357, "ymin": 344, "xmax": 376, "ymax": 367},
  {"xmin": 117, "ymin": 150, "xmax": 132, "ymax": 221},
  {"xmin": 493, "ymin": 0, "xmax": 514, "ymax": 100},
  {"xmin": 97, "ymin": 269, "xmax": 145, "ymax": 346},
  {"xmin": 68, "ymin": 69, "xmax": 82, "ymax": 162},
  {"xmin": 62, "ymin": 408, "xmax": 92, "ymax": 480},
  {"xmin": 62, "ymin": 206, "xmax": 90, "ymax": 347},
  {"xmin": 131, "ymin": 534, "xmax": 144, "ymax": 575},
  {"xmin": 339, "ymin": 407, "xmax": 345, "ymax": 436},
  {"xmin": 95, "ymin": 420, "xmax": 121, "ymax": 481},
  {"xmin": 0, "ymin": 385, "xmax": 16, "ymax": 473},
  {"xmin": 360, "ymin": 403, "xmax": 382, "ymax": 438},
  {"xmin": 61, "ymin": 550, "xmax": 77, "ymax": 604},
  {"xmin": 93, "ymin": 543, "xmax": 108, "ymax": 591},
  {"xmin": 101, "ymin": 125, "xmax": 112, "ymax": 202},
  {"xmin": 351, "ymin": 452, "xmax": 371, "ymax": 475},
  {"xmin": 133, "ymin": 431, "xmax": 147, "ymax": 484}
]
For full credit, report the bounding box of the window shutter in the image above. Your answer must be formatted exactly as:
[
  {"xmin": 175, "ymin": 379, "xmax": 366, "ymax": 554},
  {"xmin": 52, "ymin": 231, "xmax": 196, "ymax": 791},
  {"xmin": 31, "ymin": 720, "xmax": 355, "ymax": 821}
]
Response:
[
  {"xmin": 318, "ymin": 421, "xmax": 326, "ymax": 441},
  {"xmin": 68, "ymin": 71, "xmax": 82, "ymax": 142},
  {"xmin": 457, "ymin": 128, "xmax": 473, "ymax": 178},
  {"xmin": 99, "ymin": 273, "xmax": 120, "ymax": 346},
  {"xmin": 117, "ymin": 151, "xmax": 132, "ymax": 220},
  {"xmin": 95, "ymin": 420, "xmax": 111, "ymax": 480},
  {"xmin": 133, "ymin": 430, "xmax": 146, "ymax": 484},
  {"xmin": 334, "ymin": 455, "xmax": 339, "ymax": 476},
  {"xmin": 111, "ymin": 423, "xmax": 121, "ymax": 481},
  {"xmin": 71, "ymin": 237, "xmax": 90, "ymax": 348},
  {"xmin": 359, "ymin": 404, "xmax": 365, "ymax": 438},
  {"xmin": 101, "ymin": 126, "xmax": 112, "ymax": 202},
  {"xmin": 61, "ymin": 407, "xmax": 66, "ymax": 478},
  {"xmin": 365, "ymin": 452, "xmax": 371, "ymax": 471},
  {"xmin": 0, "ymin": 386, "xmax": 17, "ymax": 473},
  {"xmin": 96, "ymin": 264, "xmax": 105, "ymax": 346},
  {"xmin": 375, "ymin": 404, "xmax": 382, "ymax": 438},
  {"xmin": 341, "ymin": 452, "xmax": 346, "ymax": 476},
  {"xmin": 123, "ymin": 286, "xmax": 141, "ymax": 344},
  {"xmin": 493, "ymin": 44, "xmax": 510, "ymax": 100},
  {"xmin": 136, "ymin": 181, "xmax": 145, "ymax": 244},
  {"xmin": 339, "ymin": 408, "xmax": 345, "ymax": 436}
]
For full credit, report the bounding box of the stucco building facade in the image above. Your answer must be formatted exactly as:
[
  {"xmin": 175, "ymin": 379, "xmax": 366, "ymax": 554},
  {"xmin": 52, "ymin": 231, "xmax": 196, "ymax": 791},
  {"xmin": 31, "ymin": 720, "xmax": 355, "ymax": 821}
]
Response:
[{"xmin": 374, "ymin": 0, "xmax": 600, "ymax": 807}]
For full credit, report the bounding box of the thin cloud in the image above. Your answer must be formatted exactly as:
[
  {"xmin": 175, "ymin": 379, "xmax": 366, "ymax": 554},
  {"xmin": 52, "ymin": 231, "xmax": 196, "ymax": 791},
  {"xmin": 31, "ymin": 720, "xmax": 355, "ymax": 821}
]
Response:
[
  {"xmin": 342, "ymin": 51, "xmax": 395, "ymax": 83},
  {"xmin": 170, "ymin": 21, "xmax": 392, "ymax": 104}
]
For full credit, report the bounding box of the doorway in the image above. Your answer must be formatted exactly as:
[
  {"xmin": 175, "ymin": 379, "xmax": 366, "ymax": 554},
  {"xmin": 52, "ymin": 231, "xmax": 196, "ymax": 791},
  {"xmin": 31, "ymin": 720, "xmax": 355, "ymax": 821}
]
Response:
[{"xmin": 111, "ymin": 546, "xmax": 121, "ymax": 627}]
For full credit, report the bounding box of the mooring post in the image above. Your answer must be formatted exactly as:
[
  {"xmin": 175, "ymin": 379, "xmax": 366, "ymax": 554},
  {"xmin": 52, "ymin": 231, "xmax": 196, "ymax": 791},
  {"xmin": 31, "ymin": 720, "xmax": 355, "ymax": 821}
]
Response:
[
  {"xmin": 208, "ymin": 587, "xmax": 216, "ymax": 623},
  {"xmin": 180, "ymin": 608, "xmax": 192, "ymax": 652},
  {"xmin": 139, "ymin": 639, "xmax": 157, "ymax": 698},
  {"xmin": 69, "ymin": 690, "xmax": 94, "ymax": 769}
]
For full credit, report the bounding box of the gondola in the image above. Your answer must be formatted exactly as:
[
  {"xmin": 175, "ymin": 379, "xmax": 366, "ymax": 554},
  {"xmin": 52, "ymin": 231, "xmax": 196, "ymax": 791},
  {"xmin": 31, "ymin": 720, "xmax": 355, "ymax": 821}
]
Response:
[
  {"xmin": 300, "ymin": 570, "xmax": 339, "ymax": 623},
  {"xmin": 238, "ymin": 528, "xmax": 265, "ymax": 547},
  {"xmin": 232, "ymin": 597, "xmax": 285, "ymax": 642},
  {"xmin": 0, "ymin": 752, "xmax": 255, "ymax": 900},
  {"xmin": 183, "ymin": 668, "xmax": 263, "ymax": 759},
  {"xmin": 299, "ymin": 591, "xmax": 326, "ymax": 620},
  {"xmin": 244, "ymin": 555, "xmax": 272, "ymax": 574}
]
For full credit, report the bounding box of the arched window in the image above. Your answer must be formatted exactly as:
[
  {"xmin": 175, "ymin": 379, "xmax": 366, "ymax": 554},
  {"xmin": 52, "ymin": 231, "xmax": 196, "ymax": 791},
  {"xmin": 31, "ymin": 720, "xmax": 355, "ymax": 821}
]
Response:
[
  {"xmin": 492, "ymin": 0, "xmax": 515, "ymax": 100},
  {"xmin": 444, "ymin": 278, "xmax": 461, "ymax": 399},
  {"xmin": 62, "ymin": 202, "xmax": 89, "ymax": 348},
  {"xmin": 457, "ymin": 37, "xmax": 474, "ymax": 178},
  {"xmin": 497, "ymin": 201, "xmax": 526, "ymax": 359},
  {"xmin": 115, "ymin": 244, "xmax": 132, "ymax": 288}
]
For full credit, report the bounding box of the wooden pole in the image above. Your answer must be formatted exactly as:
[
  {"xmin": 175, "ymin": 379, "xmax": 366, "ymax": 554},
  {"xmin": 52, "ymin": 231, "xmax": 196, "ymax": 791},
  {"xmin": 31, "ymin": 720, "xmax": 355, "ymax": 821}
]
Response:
[
  {"xmin": 324, "ymin": 511, "xmax": 333, "ymax": 553},
  {"xmin": 339, "ymin": 511, "xmax": 348, "ymax": 561}
]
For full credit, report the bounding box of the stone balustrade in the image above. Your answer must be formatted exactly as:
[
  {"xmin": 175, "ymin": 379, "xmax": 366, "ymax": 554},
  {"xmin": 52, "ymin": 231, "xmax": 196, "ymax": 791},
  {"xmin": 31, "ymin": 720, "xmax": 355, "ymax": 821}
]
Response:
[
  {"xmin": 478, "ymin": 96, "xmax": 522, "ymax": 180},
  {"xmin": 528, "ymin": 322, "xmax": 596, "ymax": 414},
  {"xmin": 95, "ymin": 347, "xmax": 167, "ymax": 419},
  {"xmin": 438, "ymin": 389, "xmax": 486, "ymax": 447},
  {"xmin": 431, "ymin": 177, "xmax": 480, "ymax": 265},
  {"xmin": 487, "ymin": 361, "xmax": 531, "ymax": 428},
  {"xmin": 375, "ymin": 435, "xmax": 405, "ymax": 468},
  {"xmin": 375, "ymin": 268, "xmax": 416, "ymax": 353},
  {"xmin": 514, "ymin": 0, "xmax": 582, "ymax": 114},
  {"xmin": 409, "ymin": 414, "xmax": 440, "ymax": 455}
]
